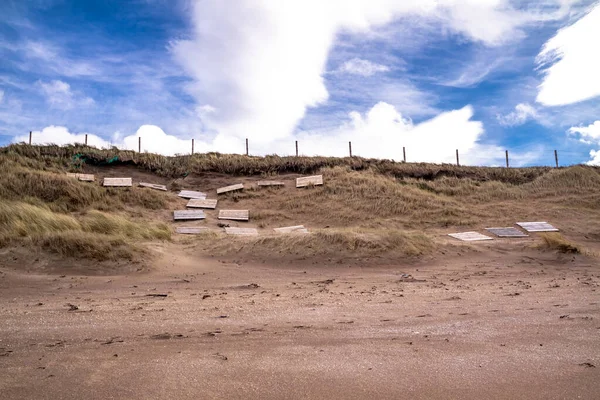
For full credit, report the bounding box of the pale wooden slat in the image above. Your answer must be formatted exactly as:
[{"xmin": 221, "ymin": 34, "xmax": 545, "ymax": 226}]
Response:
[
  {"xmin": 139, "ymin": 182, "xmax": 168, "ymax": 191},
  {"xmin": 217, "ymin": 183, "xmax": 244, "ymax": 194},
  {"xmin": 67, "ymin": 173, "xmax": 95, "ymax": 182},
  {"xmin": 257, "ymin": 180, "xmax": 285, "ymax": 187},
  {"xmin": 186, "ymin": 198, "xmax": 218, "ymax": 209},
  {"xmin": 274, "ymin": 225, "xmax": 308, "ymax": 234},
  {"xmin": 516, "ymin": 222, "xmax": 559, "ymax": 232},
  {"xmin": 103, "ymin": 177, "xmax": 133, "ymax": 187},
  {"xmin": 296, "ymin": 175, "xmax": 323, "ymax": 188},
  {"xmin": 448, "ymin": 232, "xmax": 493, "ymax": 242},
  {"xmin": 178, "ymin": 190, "xmax": 207, "ymax": 199},
  {"xmin": 225, "ymin": 227, "xmax": 258, "ymax": 236},
  {"xmin": 173, "ymin": 210, "xmax": 206, "ymax": 221},
  {"xmin": 218, "ymin": 210, "xmax": 249, "ymax": 221},
  {"xmin": 486, "ymin": 227, "xmax": 528, "ymax": 238},
  {"xmin": 175, "ymin": 227, "xmax": 209, "ymax": 234}
]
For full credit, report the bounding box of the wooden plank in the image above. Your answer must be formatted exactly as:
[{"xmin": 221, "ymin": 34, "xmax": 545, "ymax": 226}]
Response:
[
  {"xmin": 516, "ymin": 222, "xmax": 559, "ymax": 232},
  {"xmin": 274, "ymin": 225, "xmax": 309, "ymax": 234},
  {"xmin": 175, "ymin": 227, "xmax": 209, "ymax": 235},
  {"xmin": 218, "ymin": 210, "xmax": 249, "ymax": 221},
  {"xmin": 103, "ymin": 177, "xmax": 132, "ymax": 187},
  {"xmin": 67, "ymin": 173, "xmax": 95, "ymax": 182},
  {"xmin": 486, "ymin": 227, "xmax": 528, "ymax": 238},
  {"xmin": 257, "ymin": 180, "xmax": 285, "ymax": 187},
  {"xmin": 173, "ymin": 210, "xmax": 206, "ymax": 221},
  {"xmin": 448, "ymin": 232, "xmax": 493, "ymax": 242},
  {"xmin": 178, "ymin": 190, "xmax": 207, "ymax": 200},
  {"xmin": 186, "ymin": 198, "xmax": 218, "ymax": 209},
  {"xmin": 139, "ymin": 182, "xmax": 167, "ymax": 191},
  {"xmin": 225, "ymin": 227, "xmax": 258, "ymax": 236},
  {"xmin": 296, "ymin": 175, "xmax": 323, "ymax": 188},
  {"xmin": 217, "ymin": 183, "xmax": 244, "ymax": 194}
]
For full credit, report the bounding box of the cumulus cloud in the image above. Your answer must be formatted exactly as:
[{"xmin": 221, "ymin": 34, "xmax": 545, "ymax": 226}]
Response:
[
  {"xmin": 536, "ymin": 4, "xmax": 600, "ymax": 106},
  {"xmin": 336, "ymin": 58, "xmax": 390, "ymax": 76},
  {"xmin": 14, "ymin": 125, "xmax": 196, "ymax": 156},
  {"xmin": 497, "ymin": 103, "xmax": 538, "ymax": 126},
  {"xmin": 171, "ymin": 0, "xmax": 573, "ymax": 144},
  {"xmin": 568, "ymin": 121, "xmax": 600, "ymax": 165},
  {"xmin": 37, "ymin": 80, "xmax": 95, "ymax": 110}
]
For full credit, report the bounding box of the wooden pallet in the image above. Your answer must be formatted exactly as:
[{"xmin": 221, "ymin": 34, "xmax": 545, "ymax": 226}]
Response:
[
  {"xmin": 218, "ymin": 210, "xmax": 249, "ymax": 221},
  {"xmin": 217, "ymin": 183, "xmax": 244, "ymax": 194},
  {"xmin": 186, "ymin": 199, "xmax": 218, "ymax": 209},
  {"xmin": 178, "ymin": 190, "xmax": 207, "ymax": 199},
  {"xmin": 257, "ymin": 180, "xmax": 285, "ymax": 187},
  {"xmin": 66, "ymin": 173, "xmax": 95, "ymax": 182},
  {"xmin": 103, "ymin": 177, "xmax": 132, "ymax": 187},
  {"xmin": 274, "ymin": 225, "xmax": 308, "ymax": 234},
  {"xmin": 225, "ymin": 227, "xmax": 258, "ymax": 236},
  {"xmin": 173, "ymin": 210, "xmax": 206, "ymax": 221},
  {"xmin": 139, "ymin": 182, "xmax": 168, "ymax": 191},
  {"xmin": 296, "ymin": 175, "xmax": 323, "ymax": 188}
]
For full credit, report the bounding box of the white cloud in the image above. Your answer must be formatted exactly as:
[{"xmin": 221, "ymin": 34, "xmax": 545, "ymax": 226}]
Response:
[
  {"xmin": 568, "ymin": 120, "xmax": 600, "ymax": 165},
  {"xmin": 14, "ymin": 126, "xmax": 109, "ymax": 148},
  {"xmin": 0, "ymin": 89, "xmax": 4, "ymax": 103},
  {"xmin": 588, "ymin": 150, "xmax": 600, "ymax": 165},
  {"xmin": 37, "ymin": 80, "xmax": 94, "ymax": 110},
  {"xmin": 497, "ymin": 103, "xmax": 538, "ymax": 126},
  {"xmin": 13, "ymin": 103, "xmax": 540, "ymax": 166},
  {"xmin": 171, "ymin": 0, "xmax": 575, "ymax": 145},
  {"xmin": 536, "ymin": 4, "xmax": 600, "ymax": 106},
  {"xmin": 569, "ymin": 120, "xmax": 600, "ymax": 143},
  {"xmin": 336, "ymin": 58, "xmax": 390, "ymax": 76}
]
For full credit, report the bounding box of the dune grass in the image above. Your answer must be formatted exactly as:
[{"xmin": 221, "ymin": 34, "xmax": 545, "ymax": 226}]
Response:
[
  {"xmin": 0, "ymin": 202, "xmax": 170, "ymax": 260},
  {"xmin": 537, "ymin": 233, "xmax": 582, "ymax": 254}
]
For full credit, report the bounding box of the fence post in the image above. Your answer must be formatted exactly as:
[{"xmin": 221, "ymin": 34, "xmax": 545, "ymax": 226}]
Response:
[
  {"xmin": 192, "ymin": 139, "xmax": 194, "ymax": 155},
  {"xmin": 456, "ymin": 149, "xmax": 460, "ymax": 166},
  {"xmin": 295, "ymin": 140, "xmax": 298, "ymax": 157},
  {"xmin": 138, "ymin": 137, "xmax": 141, "ymax": 153},
  {"xmin": 403, "ymin": 146, "xmax": 406, "ymax": 163},
  {"xmin": 29, "ymin": 131, "xmax": 32, "ymax": 145},
  {"xmin": 554, "ymin": 150, "xmax": 559, "ymax": 168},
  {"xmin": 505, "ymin": 150, "xmax": 509, "ymax": 168},
  {"xmin": 85, "ymin": 134, "xmax": 88, "ymax": 146},
  {"xmin": 245, "ymin": 138, "xmax": 249, "ymax": 156},
  {"xmin": 349, "ymin": 141, "xmax": 352, "ymax": 157}
]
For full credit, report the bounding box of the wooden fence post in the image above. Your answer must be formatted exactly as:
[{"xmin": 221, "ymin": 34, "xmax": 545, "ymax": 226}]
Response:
[
  {"xmin": 245, "ymin": 138, "xmax": 249, "ymax": 156},
  {"xmin": 456, "ymin": 149, "xmax": 460, "ymax": 166},
  {"xmin": 505, "ymin": 150, "xmax": 509, "ymax": 168},
  {"xmin": 554, "ymin": 150, "xmax": 559, "ymax": 168},
  {"xmin": 295, "ymin": 140, "xmax": 298, "ymax": 157},
  {"xmin": 403, "ymin": 146, "xmax": 406, "ymax": 163},
  {"xmin": 29, "ymin": 131, "xmax": 32, "ymax": 145},
  {"xmin": 138, "ymin": 137, "xmax": 141, "ymax": 153},
  {"xmin": 85, "ymin": 134, "xmax": 88, "ymax": 146},
  {"xmin": 349, "ymin": 141, "xmax": 352, "ymax": 157},
  {"xmin": 192, "ymin": 139, "xmax": 194, "ymax": 155}
]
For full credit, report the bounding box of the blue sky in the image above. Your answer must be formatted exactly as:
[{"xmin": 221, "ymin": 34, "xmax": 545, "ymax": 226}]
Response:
[{"xmin": 1, "ymin": 0, "xmax": 600, "ymax": 166}]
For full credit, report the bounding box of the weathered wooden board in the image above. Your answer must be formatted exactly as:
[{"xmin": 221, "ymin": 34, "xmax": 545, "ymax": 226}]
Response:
[
  {"xmin": 67, "ymin": 173, "xmax": 95, "ymax": 182},
  {"xmin": 225, "ymin": 227, "xmax": 258, "ymax": 236},
  {"xmin": 103, "ymin": 177, "xmax": 132, "ymax": 187},
  {"xmin": 187, "ymin": 198, "xmax": 218, "ymax": 209},
  {"xmin": 217, "ymin": 183, "xmax": 244, "ymax": 194},
  {"xmin": 175, "ymin": 227, "xmax": 209, "ymax": 235},
  {"xmin": 257, "ymin": 180, "xmax": 285, "ymax": 187},
  {"xmin": 486, "ymin": 227, "xmax": 529, "ymax": 238},
  {"xmin": 274, "ymin": 225, "xmax": 309, "ymax": 234},
  {"xmin": 173, "ymin": 210, "xmax": 206, "ymax": 221},
  {"xmin": 218, "ymin": 210, "xmax": 249, "ymax": 221},
  {"xmin": 448, "ymin": 232, "xmax": 493, "ymax": 242},
  {"xmin": 178, "ymin": 190, "xmax": 207, "ymax": 200},
  {"xmin": 516, "ymin": 222, "xmax": 559, "ymax": 232},
  {"xmin": 139, "ymin": 182, "xmax": 168, "ymax": 191},
  {"xmin": 296, "ymin": 175, "xmax": 323, "ymax": 188}
]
